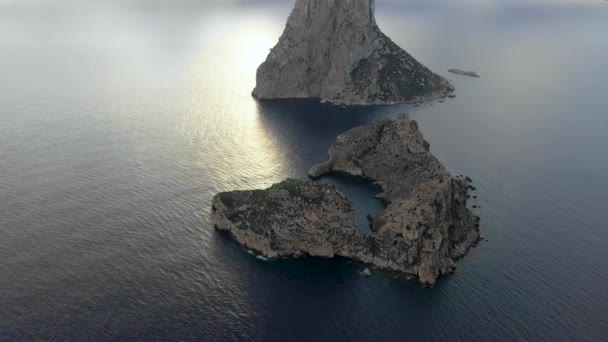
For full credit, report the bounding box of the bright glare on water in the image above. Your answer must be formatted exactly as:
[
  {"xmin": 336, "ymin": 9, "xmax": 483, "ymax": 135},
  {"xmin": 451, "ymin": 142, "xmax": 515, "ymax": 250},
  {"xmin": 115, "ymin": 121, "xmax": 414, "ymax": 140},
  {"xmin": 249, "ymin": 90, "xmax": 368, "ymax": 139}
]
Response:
[{"xmin": 1, "ymin": 0, "xmax": 607, "ymax": 341}]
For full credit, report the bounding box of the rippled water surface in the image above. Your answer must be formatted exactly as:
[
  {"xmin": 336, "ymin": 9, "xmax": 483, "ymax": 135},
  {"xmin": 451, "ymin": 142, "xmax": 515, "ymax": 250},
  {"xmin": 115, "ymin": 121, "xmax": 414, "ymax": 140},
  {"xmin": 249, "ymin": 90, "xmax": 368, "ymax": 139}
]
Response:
[{"xmin": 1, "ymin": 0, "xmax": 607, "ymax": 340}]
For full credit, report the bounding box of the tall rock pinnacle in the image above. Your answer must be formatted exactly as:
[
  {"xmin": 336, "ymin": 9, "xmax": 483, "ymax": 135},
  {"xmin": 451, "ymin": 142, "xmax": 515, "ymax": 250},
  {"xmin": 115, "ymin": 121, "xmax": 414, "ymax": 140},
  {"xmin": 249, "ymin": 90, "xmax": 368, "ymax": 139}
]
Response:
[{"xmin": 252, "ymin": 0, "xmax": 452, "ymax": 105}]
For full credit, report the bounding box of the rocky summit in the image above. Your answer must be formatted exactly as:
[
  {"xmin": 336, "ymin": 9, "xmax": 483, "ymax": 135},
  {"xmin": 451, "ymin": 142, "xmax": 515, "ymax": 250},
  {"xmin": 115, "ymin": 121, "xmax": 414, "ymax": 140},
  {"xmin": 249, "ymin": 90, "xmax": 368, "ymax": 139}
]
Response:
[
  {"xmin": 212, "ymin": 115, "xmax": 480, "ymax": 286},
  {"xmin": 252, "ymin": 0, "xmax": 453, "ymax": 105}
]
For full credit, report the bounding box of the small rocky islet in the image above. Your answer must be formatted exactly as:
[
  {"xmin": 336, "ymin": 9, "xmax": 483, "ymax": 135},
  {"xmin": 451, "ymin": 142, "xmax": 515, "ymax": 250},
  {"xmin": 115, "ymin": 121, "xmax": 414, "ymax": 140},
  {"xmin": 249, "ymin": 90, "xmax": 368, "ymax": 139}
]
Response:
[
  {"xmin": 448, "ymin": 69, "xmax": 480, "ymax": 78},
  {"xmin": 212, "ymin": 116, "xmax": 480, "ymax": 286}
]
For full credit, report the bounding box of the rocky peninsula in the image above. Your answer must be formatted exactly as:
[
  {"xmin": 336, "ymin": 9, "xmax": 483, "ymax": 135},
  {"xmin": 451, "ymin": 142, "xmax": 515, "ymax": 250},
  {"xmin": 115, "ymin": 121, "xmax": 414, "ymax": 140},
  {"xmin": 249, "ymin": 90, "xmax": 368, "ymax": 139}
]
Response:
[
  {"xmin": 212, "ymin": 116, "xmax": 480, "ymax": 285},
  {"xmin": 252, "ymin": 0, "xmax": 453, "ymax": 105}
]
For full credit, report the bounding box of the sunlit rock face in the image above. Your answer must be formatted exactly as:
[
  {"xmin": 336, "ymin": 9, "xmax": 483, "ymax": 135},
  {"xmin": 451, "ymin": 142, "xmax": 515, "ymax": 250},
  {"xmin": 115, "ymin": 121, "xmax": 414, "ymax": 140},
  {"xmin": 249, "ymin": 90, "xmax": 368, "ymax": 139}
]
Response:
[
  {"xmin": 212, "ymin": 116, "xmax": 480, "ymax": 286},
  {"xmin": 252, "ymin": 0, "xmax": 453, "ymax": 105}
]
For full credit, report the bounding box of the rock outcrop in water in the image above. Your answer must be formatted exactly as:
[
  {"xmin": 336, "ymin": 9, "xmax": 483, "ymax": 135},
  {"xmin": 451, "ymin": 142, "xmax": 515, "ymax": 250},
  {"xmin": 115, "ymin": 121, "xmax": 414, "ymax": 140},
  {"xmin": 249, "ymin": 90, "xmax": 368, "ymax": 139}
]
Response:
[
  {"xmin": 252, "ymin": 0, "xmax": 453, "ymax": 105},
  {"xmin": 212, "ymin": 116, "xmax": 480, "ymax": 285},
  {"xmin": 448, "ymin": 69, "xmax": 480, "ymax": 78}
]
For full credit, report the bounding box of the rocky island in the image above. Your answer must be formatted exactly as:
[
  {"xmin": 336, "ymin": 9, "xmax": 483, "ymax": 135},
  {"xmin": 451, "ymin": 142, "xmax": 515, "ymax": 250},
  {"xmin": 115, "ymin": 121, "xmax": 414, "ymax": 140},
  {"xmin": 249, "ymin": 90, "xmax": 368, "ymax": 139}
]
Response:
[
  {"xmin": 252, "ymin": 0, "xmax": 453, "ymax": 105},
  {"xmin": 212, "ymin": 116, "xmax": 480, "ymax": 285}
]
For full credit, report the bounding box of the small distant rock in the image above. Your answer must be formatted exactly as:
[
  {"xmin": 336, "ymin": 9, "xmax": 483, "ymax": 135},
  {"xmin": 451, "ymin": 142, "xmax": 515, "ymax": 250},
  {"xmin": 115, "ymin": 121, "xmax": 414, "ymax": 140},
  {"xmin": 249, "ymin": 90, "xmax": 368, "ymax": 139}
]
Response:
[
  {"xmin": 448, "ymin": 94, "xmax": 456, "ymax": 98},
  {"xmin": 448, "ymin": 69, "xmax": 480, "ymax": 78},
  {"xmin": 361, "ymin": 268, "xmax": 372, "ymax": 277}
]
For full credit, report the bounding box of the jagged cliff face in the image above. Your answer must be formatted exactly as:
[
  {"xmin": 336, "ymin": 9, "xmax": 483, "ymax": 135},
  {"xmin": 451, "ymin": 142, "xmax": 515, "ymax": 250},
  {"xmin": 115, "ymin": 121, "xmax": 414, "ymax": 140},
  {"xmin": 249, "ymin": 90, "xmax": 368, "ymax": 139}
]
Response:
[
  {"xmin": 212, "ymin": 116, "xmax": 480, "ymax": 286},
  {"xmin": 310, "ymin": 115, "xmax": 480, "ymax": 284},
  {"xmin": 212, "ymin": 180, "xmax": 363, "ymax": 259},
  {"xmin": 252, "ymin": 0, "xmax": 452, "ymax": 105}
]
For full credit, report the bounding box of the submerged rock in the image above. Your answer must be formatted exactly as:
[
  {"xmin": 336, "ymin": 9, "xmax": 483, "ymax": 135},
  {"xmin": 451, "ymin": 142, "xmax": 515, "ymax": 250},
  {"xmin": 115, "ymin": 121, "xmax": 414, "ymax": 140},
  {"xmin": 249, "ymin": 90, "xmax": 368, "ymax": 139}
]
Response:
[
  {"xmin": 448, "ymin": 69, "xmax": 480, "ymax": 78},
  {"xmin": 212, "ymin": 116, "xmax": 480, "ymax": 286},
  {"xmin": 361, "ymin": 268, "xmax": 372, "ymax": 277},
  {"xmin": 252, "ymin": 0, "xmax": 452, "ymax": 105}
]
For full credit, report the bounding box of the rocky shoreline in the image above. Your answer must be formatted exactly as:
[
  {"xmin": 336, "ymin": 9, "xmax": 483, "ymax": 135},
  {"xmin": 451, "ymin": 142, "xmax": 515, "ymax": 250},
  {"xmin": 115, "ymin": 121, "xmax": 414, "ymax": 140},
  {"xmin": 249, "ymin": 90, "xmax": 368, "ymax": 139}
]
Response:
[
  {"xmin": 252, "ymin": 0, "xmax": 453, "ymax": 105},
  {"xmin": 212, "ymin": 115, "xmax": 480, "ymax": 286}
]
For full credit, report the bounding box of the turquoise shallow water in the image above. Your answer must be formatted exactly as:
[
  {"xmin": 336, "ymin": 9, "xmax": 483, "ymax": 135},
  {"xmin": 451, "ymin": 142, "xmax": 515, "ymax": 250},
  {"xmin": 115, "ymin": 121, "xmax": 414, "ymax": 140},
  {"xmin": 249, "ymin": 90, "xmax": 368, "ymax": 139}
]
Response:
[{"xmin": 1, "ymin": 0, "xmax": 607, "ymax": 340}]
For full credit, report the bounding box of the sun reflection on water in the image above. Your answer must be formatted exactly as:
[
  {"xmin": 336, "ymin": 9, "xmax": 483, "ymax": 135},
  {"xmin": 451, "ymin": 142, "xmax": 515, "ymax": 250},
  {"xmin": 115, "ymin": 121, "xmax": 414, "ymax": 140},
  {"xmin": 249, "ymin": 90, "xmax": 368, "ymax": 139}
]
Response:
[{"xmin": 177, "ymin": 10, "xmax": 291, "ymax": 192}]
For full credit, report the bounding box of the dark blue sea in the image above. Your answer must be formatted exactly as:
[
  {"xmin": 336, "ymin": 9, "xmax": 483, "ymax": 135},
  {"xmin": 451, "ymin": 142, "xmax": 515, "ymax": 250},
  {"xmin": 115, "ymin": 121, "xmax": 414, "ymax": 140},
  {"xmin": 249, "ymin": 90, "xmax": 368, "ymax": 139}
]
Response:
[{"xmin": 1, "ymin": 0, "xmax": 607, "ymax": 340}]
